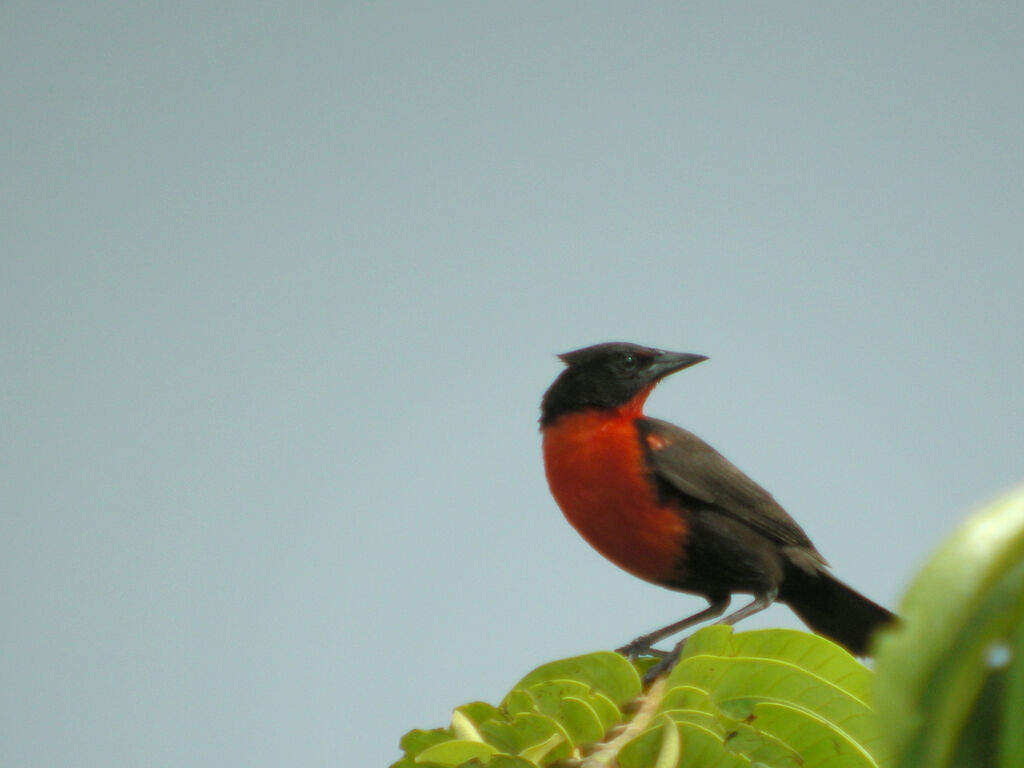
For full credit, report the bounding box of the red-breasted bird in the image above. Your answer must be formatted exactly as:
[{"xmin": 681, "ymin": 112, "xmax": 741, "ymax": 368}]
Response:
[{"xmin": 540, "ymin": 342, "xmax": 894, "ymax": 677}]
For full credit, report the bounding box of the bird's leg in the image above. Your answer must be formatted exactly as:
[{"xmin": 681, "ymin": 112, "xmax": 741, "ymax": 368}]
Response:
[
  {"xmin": 712, "ymin": 586, "xmax": 777, "ymax": 627},
  {"xmin": 616, "ymin": 598, "xmax": 729, "ymax": 660},
  {"xmin": 641, "ymin": 590, "xmax": 777, "ymax": 684}
]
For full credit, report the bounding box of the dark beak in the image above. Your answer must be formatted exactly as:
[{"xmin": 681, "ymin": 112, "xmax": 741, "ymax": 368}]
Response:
[{"xmin": 648, "ymin": 350, "xmax": 708, "ymax": 381}]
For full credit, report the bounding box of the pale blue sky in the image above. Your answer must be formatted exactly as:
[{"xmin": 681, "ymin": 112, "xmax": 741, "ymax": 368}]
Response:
[{"xmin": 2, "ymin": 3, "xmax": 1023, "ymax": 767}]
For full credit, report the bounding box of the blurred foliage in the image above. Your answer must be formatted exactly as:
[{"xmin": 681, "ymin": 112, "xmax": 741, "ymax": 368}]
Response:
[
  {"xmin": 392, "ymin": 487, "xmax": 1024, "ymax": 768},
  {"xmin": 874, "ymin": 485, "xmax": 1024, "ymax": 768}
]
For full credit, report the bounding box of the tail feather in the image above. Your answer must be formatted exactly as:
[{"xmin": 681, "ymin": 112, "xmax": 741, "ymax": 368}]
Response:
[{"xmin": 781, "ymin": 568, "xmax": 895, "ymax": 655}]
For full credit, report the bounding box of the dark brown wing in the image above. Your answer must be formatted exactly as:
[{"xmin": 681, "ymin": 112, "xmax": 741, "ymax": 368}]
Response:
[{"xmin": 638, "ymin": 418, "xmax": 827, "ymax": 565}]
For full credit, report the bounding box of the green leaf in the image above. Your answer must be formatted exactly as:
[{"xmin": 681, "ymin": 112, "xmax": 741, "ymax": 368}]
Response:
[
  {"xmin": 949, "ymin": 665, "xmax": 1004, "ymax": 768},
  {"xmin": 618, "ymin": 724, "xmax": 663, "ymax": 768},
  {"xmin": 455, "ymin": 701, "xmax": 503, "ymax": 728},
  {"xmin": 675, "ymin": 721, "xmax": 750, "ymax": 768},
  {"xmin": 450, "ymin": 709, "xmax": 484, "ymax": 742},
  {"xmin": 668, "ymin": 655, "xmax": 876, "ymax": 747},
  {"xmin": 653, "ymin": 626, "xmax": 885, "ymax": 767},
  {"xmin": 484, "ymin": 757, "xmax": 537, "ymax": 768},
  {"xmin": 660, "ymin": 707, "xmax": 721, "ymax": 731},
  {"xmin": 874, "ymin": 486, "xmax": 1024, "ymax": 768},
  {"xmin": 478, "ymin": 712, "xmax": 567, "ymax": 757},
  {"xmin": 1000, "ymin": 616, "xmax": 1024, "ymax": 767},
  {"xmin": 722, "ymin": 723, "xmax": 804, "ymax": 767},
  {"xmin": 502, "ymin": 690, "xmax": 534, "ymax": 716},
  {"xmin": 728, "ymin": 629, "xmax": 873, "ymax": 702},
  {"xmin": 677, "ymin": 625, "xmax": 733, "ymax": 660},
  {"xmin": 652, "ymin": 716, "xmax": 681, "ymax": 768},
  {"xmin": 620, "ymin": 716, "xmax": 753, "ymax": 768},
  {"xmin": 538, "ymin": 694, "xmax": 603, "ymax": 746},
  {"xmin": 390, "ymin": 757, "xmax": 447, "ymax": 768},
  {"xmin": 399, "ymin": 729, "xmax": 452, "ymax": 759},
  {"xmin": 742, "ymin": 701, "xmax": 877, "ymax": 767},
  {"xmin": 587, "ymin": 690, "xmax": 624, "ymax": 729},
  {"xmin": 657, "ymin": 684, "xmax": 714, "ymax": 715},
  {"xmin": 507, "ymin": 651, "xmax": 641, "ymax": 706},
  {"xmin": 525, "ymin": 680, "xmax": 606, "ymax": 744},
  {"xmin": 525, "ymin": 677, "xmax": 621, "ymax": 729},
  {"xmin": 518, "ymin": 731, "xmax": 565, "ymax": 764},
  {"xmin": 415, "ymin": 739, "xmax": 497, "ymax": 766},
  {"xmin": 668, "ymin": 629, "xmax": 870, "ymax": 707}
]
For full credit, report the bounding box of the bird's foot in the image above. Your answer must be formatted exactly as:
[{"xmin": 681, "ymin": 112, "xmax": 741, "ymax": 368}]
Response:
[
  {"xmin": 615, "ymin": 637, "xmax": 671, "ymax": 661},
  {"xmin": 641, "ymin": 648, "xmax": 683, "ymax": 685},
  {"xmin": 616, "ymin": 635, "xmax": 689, "ymax": 685}
]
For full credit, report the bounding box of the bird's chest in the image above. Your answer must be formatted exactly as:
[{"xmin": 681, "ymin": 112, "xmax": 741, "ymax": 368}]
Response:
[{"xmin": 542, "ymin": 412, "xmax": 688, "ymax": 584}]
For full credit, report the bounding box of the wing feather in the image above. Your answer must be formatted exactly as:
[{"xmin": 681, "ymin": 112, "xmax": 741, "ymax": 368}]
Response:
[{"xmin": 639, "ymin": 418, "xmax": 826, "ymax": 564}]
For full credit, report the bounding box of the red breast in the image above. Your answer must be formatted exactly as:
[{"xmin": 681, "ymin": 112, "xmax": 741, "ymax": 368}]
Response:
[{"xmin": 542, "ymin": 409, "xmax": 689, "ymax": 586}]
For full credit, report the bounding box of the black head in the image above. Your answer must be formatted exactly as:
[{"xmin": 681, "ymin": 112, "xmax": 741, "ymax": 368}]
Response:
[{"xmin": 540, "ymin": 342, "xmax": 707, "ymax": 426}]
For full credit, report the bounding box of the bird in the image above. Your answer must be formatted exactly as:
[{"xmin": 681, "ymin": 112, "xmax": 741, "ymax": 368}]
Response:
[{"xmin": 540, "ymin": 341, "xmax": 894, "ymax": 679}]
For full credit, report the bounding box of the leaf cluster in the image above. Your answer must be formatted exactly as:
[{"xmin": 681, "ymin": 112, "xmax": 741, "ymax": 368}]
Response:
[{"xmin": 393, "ymin": 627, "xmax": 884, "ymax": 768}]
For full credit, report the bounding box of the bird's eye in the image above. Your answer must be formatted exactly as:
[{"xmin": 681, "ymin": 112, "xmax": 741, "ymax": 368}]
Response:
[{"xmin": 619, "ymin": 354, "xmax": 638, "ymax": 371}]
